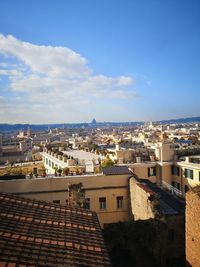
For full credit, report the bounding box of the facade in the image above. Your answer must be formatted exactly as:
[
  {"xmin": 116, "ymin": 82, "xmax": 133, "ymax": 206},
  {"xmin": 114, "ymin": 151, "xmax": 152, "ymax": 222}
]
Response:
[
  {"xmin": 153, "ymin": 141, "xmax": 175, "ymax": 162},
  {"xmin": 0, "ymin": 168, "xmax": 131, "ymax": 227},
  {"xmin": 163, "ymin": 156, "xmax": 200, "ymax": 197}
]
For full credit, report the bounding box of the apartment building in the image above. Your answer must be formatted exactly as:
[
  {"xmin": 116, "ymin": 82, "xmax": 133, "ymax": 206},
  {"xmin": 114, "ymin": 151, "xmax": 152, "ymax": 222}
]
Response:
[
  {"xmin": 1, "ymin": 141, "xmax": 200, "ymax": 228},
  {"xmin": 0, "ymin": 166, "xmax": 131, "ymax": 227}
]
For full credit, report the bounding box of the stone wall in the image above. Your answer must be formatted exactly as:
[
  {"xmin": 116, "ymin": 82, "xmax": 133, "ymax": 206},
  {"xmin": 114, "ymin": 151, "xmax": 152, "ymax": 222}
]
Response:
[{"xmin": 129, "ymin": 177, "xmax": 159, "ymax": 220}]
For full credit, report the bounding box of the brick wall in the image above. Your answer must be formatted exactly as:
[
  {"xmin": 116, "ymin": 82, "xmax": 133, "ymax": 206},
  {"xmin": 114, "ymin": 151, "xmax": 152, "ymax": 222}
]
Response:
[{"xmin": 186, "ymin": 187, "xmax": 200, "ymax": 267}]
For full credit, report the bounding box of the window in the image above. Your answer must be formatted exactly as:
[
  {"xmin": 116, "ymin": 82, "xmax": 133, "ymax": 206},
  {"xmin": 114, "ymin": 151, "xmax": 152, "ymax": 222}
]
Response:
[
  {"xmin": 116, "ymin": 196, "xmax": 123, "ymax": 209},
  {"xmin": 84, "ymin": 198, "xmax": 90, "ymax": 210},
  {"xmin": 184, "ymin": 169, "xmax": 193, "ymax": 179},
  {"xmin": 99, "ymin": 197, "xmax": 106, "ymax": 210},
  {"xmin": 46, "ymin": 158, "xmax": 48, "ymax": 165},
  {"xmin": 185, "ymin": 185, "xmax": 189, "ymax": 193},
  {"xmin": 148, "ymin": 167, "xmax": 156, "ymax": 177},
  {"xmin": 176, "ymin": 182, "xmax": 180, "ymax": 190},
  {"xmin": 53, "ymin": 200, "xmax": 60, "ymax": 204},
  {"xmin": 171, "ymin": 165, "xmax": 180, "ymax": 176},
  {"xmin": 199, "ymin": 172, "xmax": 200, "ymax": 182}
]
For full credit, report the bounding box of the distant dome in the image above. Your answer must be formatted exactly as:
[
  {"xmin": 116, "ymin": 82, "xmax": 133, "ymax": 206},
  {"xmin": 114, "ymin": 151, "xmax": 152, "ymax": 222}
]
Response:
[{"xmin": 91, "ymin": 118, "xmax": 97, "ymax": 124}]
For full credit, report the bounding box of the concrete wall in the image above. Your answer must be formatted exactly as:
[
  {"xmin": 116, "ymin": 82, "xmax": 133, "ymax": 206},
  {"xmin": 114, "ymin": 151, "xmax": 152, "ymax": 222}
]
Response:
[{"xmin": 129, "ymin": 163, "xmax": 157, "ymax": 183}]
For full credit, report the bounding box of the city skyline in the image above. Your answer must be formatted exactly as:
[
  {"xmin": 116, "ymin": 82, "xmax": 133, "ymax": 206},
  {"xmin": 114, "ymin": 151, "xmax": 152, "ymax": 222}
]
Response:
[{"xmin": 0, "ymin": 0, "xmax": 200, "ymax": 123}]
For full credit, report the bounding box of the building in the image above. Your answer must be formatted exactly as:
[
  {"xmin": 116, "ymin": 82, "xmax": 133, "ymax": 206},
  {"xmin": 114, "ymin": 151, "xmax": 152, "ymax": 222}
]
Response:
[
  {"xmin": 0, "ymin": 192, "xmax": 111, "ymax": 266},
  {"xmin": 1, "ymin": 140, "xmax": 200, "ymax": 229},
  {"xmin": 161, "ymin": 155, "xmax": 200, "ymax": 198},
  {"xmin": 0, "ymin": 166, "xmax": 131, "ymax": 227},
  {"xmin": 42, "ymin": 149, "xmax": 105, "ymax": 174},
  {"xmin": 129, "ymin": 177, "xmax": 185, "ymax": 266}
]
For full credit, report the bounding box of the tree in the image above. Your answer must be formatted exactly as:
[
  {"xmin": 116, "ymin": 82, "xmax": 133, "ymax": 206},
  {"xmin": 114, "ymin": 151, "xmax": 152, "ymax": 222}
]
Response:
[
  {"xmin": 89, "ymin": 143, "xmax": 99, "ymax": 151},
  {"xmin": 57, "ymin": 168, "xmax": 62, "ymax": 176},
  {"xmin": 101, "ymin": 158, "xmax": 114, "ymax": 168},
  {"xmin": 63, "ymin": 167, "xmax": 69, "ymax": 176}
]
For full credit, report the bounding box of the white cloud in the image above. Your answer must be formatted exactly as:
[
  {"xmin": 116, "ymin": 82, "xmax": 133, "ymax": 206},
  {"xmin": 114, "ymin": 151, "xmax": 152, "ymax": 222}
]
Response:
[
  {"xmin": 117, "ymin": 76, "xmax": 133, "ymax": 86},
  {"xmin": 0, "ymin": 33, "xmax": 136, "ymax": 123}
]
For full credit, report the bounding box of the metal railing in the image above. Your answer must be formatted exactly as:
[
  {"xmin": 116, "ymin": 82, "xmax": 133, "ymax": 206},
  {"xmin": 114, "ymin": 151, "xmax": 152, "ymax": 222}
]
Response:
[{"xmin": 160, "ymin": 180, "xmax": 184, "ymax": 198}]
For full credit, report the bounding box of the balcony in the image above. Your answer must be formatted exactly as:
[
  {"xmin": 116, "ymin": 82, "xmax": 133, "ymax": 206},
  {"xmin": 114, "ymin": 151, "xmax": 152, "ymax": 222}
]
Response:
[{"xmin": 160, "ymin": 180, "xmax": 184, "ymax": 198}]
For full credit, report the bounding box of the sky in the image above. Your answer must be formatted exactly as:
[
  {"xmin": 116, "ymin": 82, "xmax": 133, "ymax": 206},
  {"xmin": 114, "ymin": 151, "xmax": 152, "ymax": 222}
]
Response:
[{"xmin": 0, "ymin": 0, "xmax": 200, "ymax": 124}]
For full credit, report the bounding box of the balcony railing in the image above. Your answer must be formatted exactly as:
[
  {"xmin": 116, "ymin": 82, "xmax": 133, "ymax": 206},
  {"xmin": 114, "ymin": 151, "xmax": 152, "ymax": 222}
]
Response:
[{"xmin": 160, "ymin": 180, "xmax": 184, "ymax": 198}]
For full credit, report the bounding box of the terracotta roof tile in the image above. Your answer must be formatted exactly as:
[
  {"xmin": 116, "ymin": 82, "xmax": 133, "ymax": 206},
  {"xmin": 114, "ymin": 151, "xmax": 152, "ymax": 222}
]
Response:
[{"xmin": 0, "ymin": 192, "xmax": 111, "ymax": 266}]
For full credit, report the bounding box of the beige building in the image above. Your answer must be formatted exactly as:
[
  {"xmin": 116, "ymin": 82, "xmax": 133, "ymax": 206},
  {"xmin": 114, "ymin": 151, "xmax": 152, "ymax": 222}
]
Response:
[
  {"xmin": 0, "ymin": 167, "xmax": 131, "ymax": 227},
  {"xmin": 162, "ymin": 156, "xmax": 200, "ymax": 198},
  {"xmin": 1, "ymin": 140, "xmax": 200, "ymax": 229}
]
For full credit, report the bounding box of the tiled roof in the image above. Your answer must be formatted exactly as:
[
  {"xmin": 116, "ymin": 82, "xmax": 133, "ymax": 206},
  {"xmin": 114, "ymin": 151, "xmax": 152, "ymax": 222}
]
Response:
[
  {"xmin": 102, "ymin": 166, "xmax": 131, "ymax": 176},
  {"xmin": 0, "ymin": 193, "xmax": 111, "ymax": 267}
]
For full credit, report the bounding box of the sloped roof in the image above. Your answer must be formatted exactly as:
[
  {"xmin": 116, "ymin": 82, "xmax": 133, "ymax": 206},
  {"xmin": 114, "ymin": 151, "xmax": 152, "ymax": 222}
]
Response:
[
  {"xmin": 0, "ymin": 193, "xmax": 111, "ymax": 267},
  {"xmin": 102, "ymin": 166, "xmax": 131, "ymax": 176}
]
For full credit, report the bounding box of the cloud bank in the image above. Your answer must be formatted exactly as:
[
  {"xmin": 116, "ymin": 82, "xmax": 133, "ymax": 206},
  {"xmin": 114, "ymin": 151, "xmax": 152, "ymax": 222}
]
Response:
[{"xmin": 0, "ymin": 34, "xmax": 136, "ymax": 123}]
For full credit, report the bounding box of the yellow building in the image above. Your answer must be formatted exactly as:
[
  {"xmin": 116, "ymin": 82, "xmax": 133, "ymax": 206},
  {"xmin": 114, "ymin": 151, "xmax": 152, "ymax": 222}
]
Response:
[
  {"xmin": 1, "ymin": 148, "xmax": 200, "ymax": 227},
  {"xmin": 0, "ymin": 166, "xmax": 131, "ymax": 227}
]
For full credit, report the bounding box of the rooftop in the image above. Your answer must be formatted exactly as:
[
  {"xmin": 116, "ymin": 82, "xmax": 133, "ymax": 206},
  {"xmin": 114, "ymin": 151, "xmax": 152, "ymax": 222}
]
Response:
[
  {"xmin": 63, "ymin": 150, "xmax": 105, "ymax": 161},
  {"xmin": 137, "ymin": 179, "xmax": 185, "ymax": 215},
  {"xmin": 102, "ymin": 166, "xmax": 131, "ymax": 176},
  {"xmin": 0, "ymin": 193, "xmax": 111, "ymax": 267}
]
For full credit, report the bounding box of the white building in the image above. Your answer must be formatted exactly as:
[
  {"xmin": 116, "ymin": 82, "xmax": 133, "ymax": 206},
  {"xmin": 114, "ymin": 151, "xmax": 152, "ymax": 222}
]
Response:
[{"xmin": 42, "ymin": 149, "xmax": 105, "ymax": 174}]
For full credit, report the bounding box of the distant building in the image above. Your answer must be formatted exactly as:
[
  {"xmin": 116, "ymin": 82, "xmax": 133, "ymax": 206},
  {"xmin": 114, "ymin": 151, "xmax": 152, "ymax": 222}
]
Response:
[
  {"xmin": 91, "ymin": 118, "xmax": 97, "ymax": 124},
  {"xmin": 42, "ymin": 149, "xmax": 105, "ymax": 174},
  {"xmin": 27, "ymin": 126, "xmax": 31, "ymax": 137},
  {"xmin": 17, "ymin": 129, "xmax": 25, "ymax": 138}
]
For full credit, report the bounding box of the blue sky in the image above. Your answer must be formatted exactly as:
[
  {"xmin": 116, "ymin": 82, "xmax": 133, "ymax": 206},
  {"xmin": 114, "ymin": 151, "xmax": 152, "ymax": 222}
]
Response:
[{"xmin": 0, "ymin": 0, "xmax": 199, "ymax": 123}]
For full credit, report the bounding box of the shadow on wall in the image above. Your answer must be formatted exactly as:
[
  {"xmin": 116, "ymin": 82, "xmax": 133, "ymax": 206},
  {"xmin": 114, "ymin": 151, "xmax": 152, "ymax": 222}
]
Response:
[
  {"xmin": 185, "ymin": 261, "xmax": 192, "ymax": 267},
  {"xmin": 103, "ymin": 219, "xmax": 185, "ymax": 267}
]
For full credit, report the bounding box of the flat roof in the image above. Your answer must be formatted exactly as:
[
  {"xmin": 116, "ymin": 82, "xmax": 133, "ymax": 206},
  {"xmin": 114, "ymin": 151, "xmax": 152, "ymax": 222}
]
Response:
[
  {"xmin": 0, "ymin": 193, "xmax": 111, "ymax": 267},
  {"xmin": 63, "ymin": 150, "xmax": 105, "ymax": 161}
]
